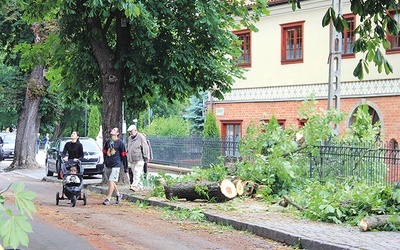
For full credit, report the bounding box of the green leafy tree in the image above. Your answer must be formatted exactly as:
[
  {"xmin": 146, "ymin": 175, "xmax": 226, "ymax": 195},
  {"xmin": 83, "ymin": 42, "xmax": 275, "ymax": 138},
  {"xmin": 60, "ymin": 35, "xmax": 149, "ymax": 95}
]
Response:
[
  {"xmin": 19, "ymin": 0, "xmax": 269, "ymax": 146},
  {"xmin": 130, "ymin": 94, "xmax": 189, "ymax": 131},
  {"xmin": 0, "ymin": 56, "xmax": 24, "ymax": 131},
  {"xmin": 0, "ymin": 4, "xmax": 55, "ymax": 170},
  {"xmin": 87, "ymin": 105, "xmax": 101, "ymax": 139},
  {"xmin": 0, "ymin": 183, "xmax": 36, "ymax": 249}
]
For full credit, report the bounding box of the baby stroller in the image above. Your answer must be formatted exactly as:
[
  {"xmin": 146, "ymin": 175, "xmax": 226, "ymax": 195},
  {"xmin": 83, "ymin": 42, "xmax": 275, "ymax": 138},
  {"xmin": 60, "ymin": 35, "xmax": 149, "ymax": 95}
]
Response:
[{"xmin": 56, "ymin": 160, "xmax": 87, "ymax": 207}]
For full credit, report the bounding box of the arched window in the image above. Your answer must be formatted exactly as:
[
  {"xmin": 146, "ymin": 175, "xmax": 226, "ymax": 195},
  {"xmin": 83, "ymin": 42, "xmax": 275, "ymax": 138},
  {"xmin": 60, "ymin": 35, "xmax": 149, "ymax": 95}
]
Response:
[
  {"xmin": 348, "ymin": 104, "xmax": 382, "ymax": 141},
  {"xmin": 349, "ymin": 105, "xmax": 380, "ymax": 126}
]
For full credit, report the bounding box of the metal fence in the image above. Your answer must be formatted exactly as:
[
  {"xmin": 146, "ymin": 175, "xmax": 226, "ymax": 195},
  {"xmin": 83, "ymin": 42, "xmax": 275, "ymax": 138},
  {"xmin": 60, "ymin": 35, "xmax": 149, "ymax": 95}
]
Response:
[
  {"xmin": 148, "ymin": 137, "xmax": 400, "ymax": 186},
  {"xmin": 148, "ymin": 136, "xmax": 239, "ymax": 168},
  {"xmin": 309, "ymin": 142, "xmax": 400, "ymax": 186}
]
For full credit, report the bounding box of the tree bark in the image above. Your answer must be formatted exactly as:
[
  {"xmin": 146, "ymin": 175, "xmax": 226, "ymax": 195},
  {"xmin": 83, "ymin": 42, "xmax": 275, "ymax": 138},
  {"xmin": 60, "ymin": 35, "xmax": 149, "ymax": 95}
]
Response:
[
  {"xmin": 359, "ymin": 215, "xmax": 400, "ymax": 232},
  {"xmin": 7, "ymin": 23, "xmax": 46, "ymax": 170},
  {"xmin": 164, "ymin": 179, "xmax": 237, "ymax": 202}
]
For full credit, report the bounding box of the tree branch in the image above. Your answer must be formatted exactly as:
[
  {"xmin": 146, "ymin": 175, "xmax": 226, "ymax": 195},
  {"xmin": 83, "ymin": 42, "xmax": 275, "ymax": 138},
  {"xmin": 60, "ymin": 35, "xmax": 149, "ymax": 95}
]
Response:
[{"xmin": 103, "ymin": 9, "xmax": 116, "ymax": 35}]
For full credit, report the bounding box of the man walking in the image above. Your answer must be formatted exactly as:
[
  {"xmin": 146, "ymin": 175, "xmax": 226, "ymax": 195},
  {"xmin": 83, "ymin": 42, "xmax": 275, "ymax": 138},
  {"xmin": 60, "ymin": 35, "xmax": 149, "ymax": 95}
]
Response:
[
  {"xmin": 102, "ymin": 127, "xmax": 128, "ymax": 205},
  {"xmin": 126, "ymin": 124, "xmax": 150, "ymax": 192}
]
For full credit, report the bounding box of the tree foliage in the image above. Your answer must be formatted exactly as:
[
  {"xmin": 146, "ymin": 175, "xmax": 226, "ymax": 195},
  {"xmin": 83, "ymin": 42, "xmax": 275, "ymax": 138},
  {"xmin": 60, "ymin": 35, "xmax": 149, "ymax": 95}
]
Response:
[{"xmin": 12, "ymin": 0, "xmax": 269, "ymax": 143}]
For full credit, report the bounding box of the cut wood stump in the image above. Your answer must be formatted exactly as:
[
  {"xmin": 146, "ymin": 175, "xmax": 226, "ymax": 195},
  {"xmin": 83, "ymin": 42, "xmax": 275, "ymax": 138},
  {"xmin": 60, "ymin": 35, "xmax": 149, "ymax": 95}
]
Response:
[
  {"xmin": 234, "ymin": 179, "xmax": 244, "ymax": 196},
  {"xmin": 242, "ymin": 180, "xmax": 256, "ymax": 196},
  {"xmin": 359, "ymin": 215, "xmax": 400, "ymax": 232},
  {"xmin": 164, "ymin": 179, "xmax": 237, "ymax": 202}
]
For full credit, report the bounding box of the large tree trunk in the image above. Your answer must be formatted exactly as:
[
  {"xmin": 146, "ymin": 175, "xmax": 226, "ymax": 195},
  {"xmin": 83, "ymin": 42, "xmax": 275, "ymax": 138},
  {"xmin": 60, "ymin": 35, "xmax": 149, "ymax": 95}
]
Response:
[
  {"xmin": 87, "ymin": 12, "xmax": 131, "ymax": 184},
  {"xmin": 7, "ymin": 24, "xmax": 46, "ymax": 170}
]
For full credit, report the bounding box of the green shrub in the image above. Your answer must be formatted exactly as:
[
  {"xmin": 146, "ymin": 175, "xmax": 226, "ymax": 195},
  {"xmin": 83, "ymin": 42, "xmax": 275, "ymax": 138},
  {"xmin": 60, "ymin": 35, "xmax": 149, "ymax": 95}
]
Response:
[
  {"xmin": 143, "ymin": 116, "xmax": 190, "ymax": 137},
  {"xmin": 87, "ymin": 105, "xmax": 101, "ymax": 139},
  {"xmin": 203, "ymin": 111, "xmax": 220, "ymax": 139}
]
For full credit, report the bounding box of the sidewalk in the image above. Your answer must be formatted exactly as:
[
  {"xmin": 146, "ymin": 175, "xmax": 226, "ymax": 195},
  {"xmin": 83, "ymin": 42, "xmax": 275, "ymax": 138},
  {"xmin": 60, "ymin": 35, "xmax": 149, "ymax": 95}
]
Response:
[{"xmin": 5, "ymin": 151, "xmax": 400, "ymax": 250}]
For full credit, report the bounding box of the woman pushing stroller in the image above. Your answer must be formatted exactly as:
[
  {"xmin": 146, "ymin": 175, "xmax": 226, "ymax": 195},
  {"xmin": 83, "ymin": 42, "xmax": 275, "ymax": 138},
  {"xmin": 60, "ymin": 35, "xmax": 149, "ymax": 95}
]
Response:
[
  {"xmin": 61, "ymin": 131, "xmax": 84, "ymax": 175},
  {"xmin": 56, "ymin": 131, "xmax": 86, "ymax": 207}
]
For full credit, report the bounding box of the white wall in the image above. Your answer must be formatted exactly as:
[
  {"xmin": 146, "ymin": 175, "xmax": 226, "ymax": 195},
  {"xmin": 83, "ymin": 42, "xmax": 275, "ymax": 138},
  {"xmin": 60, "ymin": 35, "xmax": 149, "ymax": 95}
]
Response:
[{"xmin": 233, "ymin": 0, "xmax": 400, "ymax": 89}]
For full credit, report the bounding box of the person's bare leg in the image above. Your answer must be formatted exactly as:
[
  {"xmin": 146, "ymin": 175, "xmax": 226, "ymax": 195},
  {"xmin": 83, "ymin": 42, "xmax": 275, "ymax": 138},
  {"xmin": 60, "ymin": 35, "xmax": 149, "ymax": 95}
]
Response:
[
  {"xmin": 103, "ymin": 180, "xmax": 114, "ymax": 205},
  {"xmin": 113, "ymin": 182, "xmax": 119, "ymax": 195},
  {"xmin": 107, "ymin": 181, "xmax": 115, "ymax": 198}
]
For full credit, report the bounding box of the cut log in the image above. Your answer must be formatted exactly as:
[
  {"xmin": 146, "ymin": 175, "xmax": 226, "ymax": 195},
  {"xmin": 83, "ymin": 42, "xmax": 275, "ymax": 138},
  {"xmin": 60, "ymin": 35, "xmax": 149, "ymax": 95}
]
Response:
[
  {"xmin": 235, "ymin": 180, "xmax": 244, "ymax": 196},
  {"xmin": 242, "ymin": 180, "xmax": 256, "ymax": 196},
  {"xmin": 359, "ymin": 215, "xmax": 400, "ymax": 232},
  {"xmin": 164, "ymin": 179, "xmax": 237, "ymax": 202},
  {"xmin": 220, "ymin": 179, "xmax": 237, "ymax": 199},
  {"xmin": 228, "ymin": 177, "xmax": 244, "ymax": 196}
]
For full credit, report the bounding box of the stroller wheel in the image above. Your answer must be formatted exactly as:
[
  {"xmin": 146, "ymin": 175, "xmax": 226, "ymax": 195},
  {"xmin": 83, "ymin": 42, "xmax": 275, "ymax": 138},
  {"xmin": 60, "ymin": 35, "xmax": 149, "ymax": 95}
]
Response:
[
  {"xmin": 82, "ymin": 193, "xmax": 87, "ymax": 206},
  {"xmin": 71, "ymin": 195, "xmax": 76, "ymax": 207},
  {"xmin": 56, "ymin": 192, "xmax": 60, "ymax": 205}
]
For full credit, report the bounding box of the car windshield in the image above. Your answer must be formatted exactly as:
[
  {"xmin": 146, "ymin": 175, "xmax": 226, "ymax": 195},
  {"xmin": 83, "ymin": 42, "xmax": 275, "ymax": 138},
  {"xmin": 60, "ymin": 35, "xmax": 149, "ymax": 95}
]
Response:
[
  {"xmin": 61, "ymin": 139, "xmax": 100, "ymax": 152},
  {"xmin": 81, "ymin": 140, "xmax": 100, "ymax": 152},
  {"xmin": 3, "ymin": 134, "xmax": 16, "ymax": 143}
]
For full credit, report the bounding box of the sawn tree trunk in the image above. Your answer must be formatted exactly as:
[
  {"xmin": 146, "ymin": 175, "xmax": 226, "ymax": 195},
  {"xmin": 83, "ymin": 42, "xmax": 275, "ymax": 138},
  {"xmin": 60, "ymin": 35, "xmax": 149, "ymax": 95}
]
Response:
[
  {"xmin": 164, "ymin": 179, "xmax": 237, "ymax": 202},
  {"xmin": 359, "ymin": 215, "xmax": 400, "ymax": 232}
]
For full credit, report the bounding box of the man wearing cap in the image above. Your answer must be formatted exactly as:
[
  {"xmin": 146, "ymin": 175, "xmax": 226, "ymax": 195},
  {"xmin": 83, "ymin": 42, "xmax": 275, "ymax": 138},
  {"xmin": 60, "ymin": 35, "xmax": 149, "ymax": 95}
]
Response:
[{"xmin": 126, "ymin": 124, "xmax": 150, "ymax": 191}]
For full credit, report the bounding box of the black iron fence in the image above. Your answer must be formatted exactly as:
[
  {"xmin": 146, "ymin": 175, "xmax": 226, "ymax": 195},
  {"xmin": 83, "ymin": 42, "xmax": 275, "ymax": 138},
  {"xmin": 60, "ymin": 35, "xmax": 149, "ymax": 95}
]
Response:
[
  {"xmin": 148, "ymin": 137, "xmax": 400, "ymax": 186},
  {"xmin": 308, "ymin": 142, "xmax": 400, "ymax": 186},
  {"xmin": 147, "ymin": 136, "xmax": 239, "ymax": 168}
]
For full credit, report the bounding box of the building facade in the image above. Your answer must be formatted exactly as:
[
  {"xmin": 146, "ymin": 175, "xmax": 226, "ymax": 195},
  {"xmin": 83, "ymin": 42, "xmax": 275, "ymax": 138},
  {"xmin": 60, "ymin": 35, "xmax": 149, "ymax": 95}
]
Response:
[{"xmin": 212, "ymin": 0, "xmax": 400, "ymax": 146}]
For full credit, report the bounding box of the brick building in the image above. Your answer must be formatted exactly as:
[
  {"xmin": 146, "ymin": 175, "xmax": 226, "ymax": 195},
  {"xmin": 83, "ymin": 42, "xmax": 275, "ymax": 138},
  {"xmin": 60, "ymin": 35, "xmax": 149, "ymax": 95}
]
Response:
[{"xmin": 212, "ymin": 0, "xmax": 400, "ymax": 148}]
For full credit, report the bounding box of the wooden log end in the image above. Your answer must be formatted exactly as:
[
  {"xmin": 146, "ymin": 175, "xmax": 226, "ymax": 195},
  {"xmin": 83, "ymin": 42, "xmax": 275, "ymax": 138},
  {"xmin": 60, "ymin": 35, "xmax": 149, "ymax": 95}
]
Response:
[
  {"xmin": 220, "ymin": 179, "xmax": 237, "ymax": 199},
  {"xmin": 242, "ymin": 180, "xmax": 255, "ymax": 196},
  {"xmin": 236, "ymin": 180, "xmax": 244, "ymax": 196},
  {"xmin": 359, "ymin": 217, "xmax": 369, "ymax": 232}
]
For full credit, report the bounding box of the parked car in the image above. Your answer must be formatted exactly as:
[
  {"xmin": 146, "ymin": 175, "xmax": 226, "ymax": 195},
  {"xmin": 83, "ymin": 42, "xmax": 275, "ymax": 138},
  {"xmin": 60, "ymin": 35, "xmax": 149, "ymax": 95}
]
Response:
[
  {"xmin": 45, "ymin": 137, "xmax": 104, "ymax": 179},
  {"xmin": 2, "ymin": 133, "xmax": 16, "ymax": 159}
]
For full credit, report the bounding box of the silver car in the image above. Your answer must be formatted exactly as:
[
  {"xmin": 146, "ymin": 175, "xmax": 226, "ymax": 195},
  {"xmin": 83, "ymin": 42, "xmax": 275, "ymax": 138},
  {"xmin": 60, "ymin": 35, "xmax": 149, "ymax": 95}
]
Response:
[{"xmin": 2, "ymin": 133, "xmax": 16, "ymax": 159}]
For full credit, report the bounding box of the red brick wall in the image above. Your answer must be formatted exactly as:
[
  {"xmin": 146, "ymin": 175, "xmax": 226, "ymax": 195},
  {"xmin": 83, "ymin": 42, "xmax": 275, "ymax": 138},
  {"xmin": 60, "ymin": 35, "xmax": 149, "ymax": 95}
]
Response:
[{"xmin": 213, "ymin": 96, "xmax": 400, "ymax": 143}]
